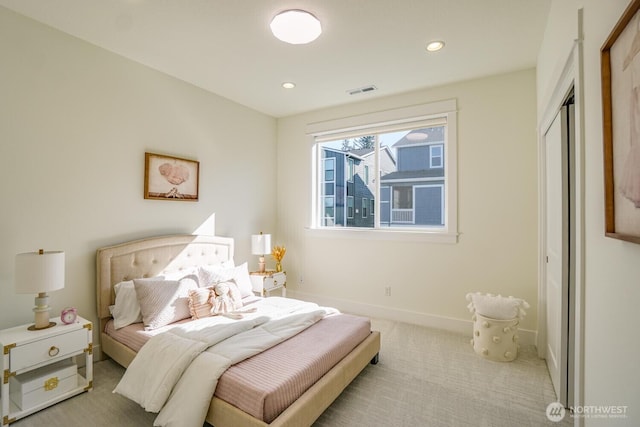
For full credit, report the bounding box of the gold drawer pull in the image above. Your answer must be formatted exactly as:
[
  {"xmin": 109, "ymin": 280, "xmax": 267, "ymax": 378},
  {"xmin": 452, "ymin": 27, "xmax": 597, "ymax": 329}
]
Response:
[
  {"xmin": 44, "ymin": 376, "xmax": 59, "ymax": 391},
  {"xmin": 48, "ymin": 346, "xmax": 60, "ymax": 357}
]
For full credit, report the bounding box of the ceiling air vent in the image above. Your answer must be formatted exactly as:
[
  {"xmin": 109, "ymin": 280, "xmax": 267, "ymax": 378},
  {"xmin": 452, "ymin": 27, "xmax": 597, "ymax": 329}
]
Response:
[{"xmin": 347, "ymin": 85, "xmax": 378, "ymax": 95}]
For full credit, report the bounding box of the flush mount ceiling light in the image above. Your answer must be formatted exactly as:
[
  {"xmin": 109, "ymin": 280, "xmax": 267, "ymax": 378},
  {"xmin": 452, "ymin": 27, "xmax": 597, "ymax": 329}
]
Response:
[
  {"xmin": 406, "ymin": 132, "xmax": 428, "ymax": 141},
  {"xmin": 270, "ymin": 9, "xmax": 322, "ymax": 44},
  {"xmin": 426, "ymin": 40, "xmax": 445, "ymax": 52},
  {"xmin": 282, "ymin": 82, "xmax": 296, "ymax": 89}
]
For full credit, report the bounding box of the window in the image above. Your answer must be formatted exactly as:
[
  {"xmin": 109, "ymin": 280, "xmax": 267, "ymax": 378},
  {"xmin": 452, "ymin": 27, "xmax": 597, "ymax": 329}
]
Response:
[
  {"xmin": 322, "ymin": 158, "xmax": 336, "ymax": 226},
  {"xmin": 347, "ymin": 196, "xmax": 354, "ymax": 219},
  {"xmin": 324, "ymin": 158, "xmax": 335, "ymax": 181},
  {"xmin": 308, "ymin": 100, "xmax": 457, "ymax": 241},
  {"xmin": 430, "ymin": 144, "xmax": 443, "ymax": 168},
  {"xmin": 323, "ymin": 196, "xmax": 334, "ymax": 226}
]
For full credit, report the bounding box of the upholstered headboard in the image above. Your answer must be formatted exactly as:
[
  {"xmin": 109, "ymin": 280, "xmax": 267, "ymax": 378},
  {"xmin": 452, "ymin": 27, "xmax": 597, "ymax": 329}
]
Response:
[{"xmin": 96, "ymin": 234, "xmax": 234, "ymax": 322}]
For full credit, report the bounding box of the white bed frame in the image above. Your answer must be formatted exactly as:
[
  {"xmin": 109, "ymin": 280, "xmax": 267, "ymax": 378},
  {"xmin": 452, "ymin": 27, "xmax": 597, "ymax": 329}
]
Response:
[{"xmin": 96, "ymin": 234, "xmax": 380, "ymax": 427}]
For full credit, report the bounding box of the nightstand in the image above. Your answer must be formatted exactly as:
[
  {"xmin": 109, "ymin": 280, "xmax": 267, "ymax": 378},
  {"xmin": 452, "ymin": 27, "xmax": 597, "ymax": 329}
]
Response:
[
  {"xmin": 250, "ymin": 271, "xmax": 287, "ymax": 297},
  {"xmin": 1, "ymin": 316, "xmax": 93, "ymax": 425}
]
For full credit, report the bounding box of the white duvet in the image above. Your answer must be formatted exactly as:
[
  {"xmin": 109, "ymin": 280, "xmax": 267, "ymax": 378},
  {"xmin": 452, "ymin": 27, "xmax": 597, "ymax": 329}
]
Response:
[{"xmin": 113, "ymin": 297, "xmax": 336, "ymax": 427}]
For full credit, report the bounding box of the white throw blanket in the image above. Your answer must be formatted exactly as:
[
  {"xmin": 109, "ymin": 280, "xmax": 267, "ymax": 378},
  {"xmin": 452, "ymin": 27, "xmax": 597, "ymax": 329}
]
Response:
[{"xmin": 114, "ymin": 297, "xmax": 336, "ymax": 427}]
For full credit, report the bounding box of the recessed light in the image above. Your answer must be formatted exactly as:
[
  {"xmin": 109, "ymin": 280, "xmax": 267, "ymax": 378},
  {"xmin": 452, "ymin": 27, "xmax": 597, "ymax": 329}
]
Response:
[
  {"xmin": 270, "ymin": 10, "xmax": 322, "ymax": 44},
  {"xmin": 282, "ymin": 82, "xmax": 296, "ymax": 89},
  {"xmin": 426, "ymin": 40, "xmax": 445, "ymax": 52}
]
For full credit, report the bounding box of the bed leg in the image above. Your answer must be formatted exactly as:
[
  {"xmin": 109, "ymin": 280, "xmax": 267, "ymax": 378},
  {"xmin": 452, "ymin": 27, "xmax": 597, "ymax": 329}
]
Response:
[{"xmin": 370, "ymin": 353, "xmax": 379, "ymax": 365}]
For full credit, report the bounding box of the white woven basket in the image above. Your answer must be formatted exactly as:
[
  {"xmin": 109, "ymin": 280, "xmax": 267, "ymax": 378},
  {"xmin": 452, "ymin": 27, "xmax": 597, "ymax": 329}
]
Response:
[{"xmin": 470, "ymin": 312, "xmax": 520, "ymax": 362}]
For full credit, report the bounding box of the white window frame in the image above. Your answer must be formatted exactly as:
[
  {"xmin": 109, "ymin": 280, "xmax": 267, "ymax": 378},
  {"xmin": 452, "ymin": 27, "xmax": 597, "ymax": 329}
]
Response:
[
  {"xmin": 307, "ymin": 99, "xmax": 458, "ymax": 243},
  {"xmin": 362, "ymin": 198, "xmax": 368, "ymax": 218}
]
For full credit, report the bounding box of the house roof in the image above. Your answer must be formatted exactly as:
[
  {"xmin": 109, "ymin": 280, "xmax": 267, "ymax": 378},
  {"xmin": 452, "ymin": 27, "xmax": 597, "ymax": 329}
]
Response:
[
  {"xmin": 345, "ymin": 146, "xmax": 396, "ymax": 165},
  {"xmin": 349, "ymin": 148, "xmax": 374, "ymax": 157},
  {"xmin": 393, "ymin": 128, "xmax": 444, "ymax": 148},
  {"xmin": 380, "ymin": 168, "xmax": 444, "ymax": 181}
]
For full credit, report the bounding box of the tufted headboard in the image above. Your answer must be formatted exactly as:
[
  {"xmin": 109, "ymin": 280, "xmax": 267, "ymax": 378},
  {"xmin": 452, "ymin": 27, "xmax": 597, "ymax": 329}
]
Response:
[{"xmin": 96, "ymin": 234, "xmax": 234, "ymax": 324}]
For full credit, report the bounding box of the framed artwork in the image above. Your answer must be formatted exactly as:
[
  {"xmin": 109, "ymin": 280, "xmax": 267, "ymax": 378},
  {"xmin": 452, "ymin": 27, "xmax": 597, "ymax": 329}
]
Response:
[
  {"xmin": 144, "ymin": 152, "xmax": 199, "ymax": 201},
  {"xmin": 601, "ymin": 0, "xmax": 640, "ymax": 244}
]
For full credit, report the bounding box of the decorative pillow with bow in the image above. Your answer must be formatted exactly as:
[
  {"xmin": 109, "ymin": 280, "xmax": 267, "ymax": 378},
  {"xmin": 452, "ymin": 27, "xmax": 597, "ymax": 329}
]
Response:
[{"xmin": 188, "ymin": 281, "xmax": 243, "ymax": 319}]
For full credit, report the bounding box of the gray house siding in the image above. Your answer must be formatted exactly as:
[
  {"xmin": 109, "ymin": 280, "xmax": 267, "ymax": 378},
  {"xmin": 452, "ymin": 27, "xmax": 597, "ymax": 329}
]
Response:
[
  {"xmin": 322, "ymin": 149, "xmax": 375, "ymax": 228},
  {"xmin": 397, "ymin": 145, "xmax": 430, "ymax": 171},
  {"xmin": 415, "ymin": 184, "xmax": 444, "ymax": 225},
  {"xmin": 322, "ymin": 150, "xmax": 346, "ymax": 226},
  {"xmin": 348, "ymin": 170, "xmax": 374, "ymax": 227},
  {"xmin": 380, "ymin": 186, "xmax": 391, "ymax": 224}
]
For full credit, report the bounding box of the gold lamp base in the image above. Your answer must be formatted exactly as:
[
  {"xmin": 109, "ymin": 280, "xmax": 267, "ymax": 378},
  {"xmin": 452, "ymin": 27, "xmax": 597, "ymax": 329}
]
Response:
[{"xmin": 28, "ymin": 322, "xmax": 56, "ymax": 331}]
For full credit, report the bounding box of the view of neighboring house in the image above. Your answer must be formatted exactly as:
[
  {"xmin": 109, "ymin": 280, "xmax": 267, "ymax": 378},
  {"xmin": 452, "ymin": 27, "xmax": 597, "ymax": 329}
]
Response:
[
  {"xmin": 321, "ymin": 128, "xmax": 444, "ymax": 228},
  {"xmin": 321, "ymin": 144, "xmax": 395, "ymax": 227},
  {"xmin": 380, "ymin": 127, "xmax": 445, "ymax": 227}
]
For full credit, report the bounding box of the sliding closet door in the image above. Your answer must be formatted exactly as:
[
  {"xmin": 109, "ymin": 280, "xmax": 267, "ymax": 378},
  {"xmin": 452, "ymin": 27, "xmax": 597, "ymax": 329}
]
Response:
[{"xmin": 544, "ymin": 105, "xmax": 569, "ymax": 405}]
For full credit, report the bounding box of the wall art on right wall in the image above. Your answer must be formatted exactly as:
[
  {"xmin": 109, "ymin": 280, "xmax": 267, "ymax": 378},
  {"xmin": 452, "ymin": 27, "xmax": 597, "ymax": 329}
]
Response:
[{"xmin": 602, "ymin": 0, "xmax": 640, "ymax": 244}]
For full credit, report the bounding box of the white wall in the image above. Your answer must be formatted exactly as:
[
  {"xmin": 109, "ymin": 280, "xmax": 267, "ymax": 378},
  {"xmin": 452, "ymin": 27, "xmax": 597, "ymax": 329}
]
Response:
[
  {"xmin": 277, "ymin": 69, "xmax": 539, "ymax": 334},
  {"xmin": 539, "ymin": 0, "xmax": 640, "ymax": 424},
  {"xmin": 0, "ymin": 7, "xmax": 277, "ymax": 341}
]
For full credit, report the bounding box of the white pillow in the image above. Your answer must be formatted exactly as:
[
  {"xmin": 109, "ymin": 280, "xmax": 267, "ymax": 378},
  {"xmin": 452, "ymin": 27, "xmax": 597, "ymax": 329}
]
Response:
[
  {"xmin": 134, "ymin": 275, "xmax": 198, "ymax": 330},
  {"xmin": 111, "ymin": 281, "xmax": 140, "ymax": 329},
  {"xmin": 231, "ymin": 263, "xmax": 253, "ymax": 298},
  {"xmin": 465, "ymin": 292, "xmax": 529, "ymax": 320},
  {"xmin": 196, "ymin": 261, "xmax": 233, "ymax": 286},
  {"xmin": 198, "ymin": 262, "xmax": 253, "ymax": 298},
  {"xmin": 163, "ymin": 267, "xmax": 199, "ymax": 281},
  {"xmin": 110, "ymin": 276, "xmax": 164, "ymax": 330}
]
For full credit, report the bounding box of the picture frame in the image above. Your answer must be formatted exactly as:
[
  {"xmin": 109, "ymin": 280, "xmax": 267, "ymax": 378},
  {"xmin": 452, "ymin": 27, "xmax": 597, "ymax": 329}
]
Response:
[
  {"xmin": 601, "ymin": 0, "xmax": 640, "ymax": 244},
  {"xmin": 144, "ymin": 152, "xmax": 199, "ymax": 201}
]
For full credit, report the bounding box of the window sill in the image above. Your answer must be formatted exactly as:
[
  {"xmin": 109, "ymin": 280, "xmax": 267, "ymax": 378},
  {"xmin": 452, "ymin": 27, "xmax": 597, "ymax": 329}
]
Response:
[{"xmin": 304, "ymin": 227, "xmax": 459, "ymax": 243}]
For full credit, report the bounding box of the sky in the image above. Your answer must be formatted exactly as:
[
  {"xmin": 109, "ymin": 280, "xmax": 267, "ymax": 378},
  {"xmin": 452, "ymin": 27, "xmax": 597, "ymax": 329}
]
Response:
[{"xmin": 321, "ymin": 130, "xmax": 409, "ymax": 152}]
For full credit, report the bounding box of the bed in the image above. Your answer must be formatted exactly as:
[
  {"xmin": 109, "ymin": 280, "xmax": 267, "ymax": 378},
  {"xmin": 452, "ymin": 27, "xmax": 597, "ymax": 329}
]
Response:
[{"xmin": 96, "ymin": 234, "xmax": 380, "ymax": 427}]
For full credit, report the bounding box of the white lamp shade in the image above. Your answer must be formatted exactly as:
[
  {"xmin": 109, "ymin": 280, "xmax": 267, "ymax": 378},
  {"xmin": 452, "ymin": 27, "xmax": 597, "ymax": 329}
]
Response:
[
  {"xmin": 15, "ymin": 251, "xmax": 65, "ymax": 294},
  {"xmin": 270, "ymin": 10, "xmax": 322, "ymax": 44},
  {"xmin": 251, "ymin": 234, "xmax": 271, "ymax": 255}
]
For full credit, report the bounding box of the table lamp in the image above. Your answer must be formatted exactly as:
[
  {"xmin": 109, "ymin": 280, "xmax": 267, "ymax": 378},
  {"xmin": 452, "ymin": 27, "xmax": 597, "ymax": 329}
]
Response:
[
  {"xmin": 15, "ymin": 249, "xmax": 65, "ymax": 330},
  {"xmin": 251, "ymin": 232, "xmax": 271, "ymax": 273}
]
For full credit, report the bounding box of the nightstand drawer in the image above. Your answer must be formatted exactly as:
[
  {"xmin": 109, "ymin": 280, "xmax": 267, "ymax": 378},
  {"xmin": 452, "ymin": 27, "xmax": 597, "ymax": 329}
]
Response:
[
  {"xmin": 250, "ymin": 271, "xmax": 287, "ymax": 297},
  {"xmin": 9, "ymin": 328, "xmax": 87, "ymax": 372},
  {"xmin": 10, "ymin": 360, "xmax": 78, "ymax": 410},
  {"xmin": 265, "ymin": 272, "xmax": 286, "ymax": 290}
]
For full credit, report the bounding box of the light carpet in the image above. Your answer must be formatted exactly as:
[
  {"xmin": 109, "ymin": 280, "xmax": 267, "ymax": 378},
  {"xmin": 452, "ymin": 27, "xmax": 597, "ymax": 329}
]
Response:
[{"xmin": 10, "ymin": 318, "xmax": 569, "ymax": 426}]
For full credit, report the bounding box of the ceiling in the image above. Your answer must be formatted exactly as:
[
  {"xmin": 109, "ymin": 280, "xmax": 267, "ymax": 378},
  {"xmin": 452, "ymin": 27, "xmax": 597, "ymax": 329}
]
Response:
[{"xmin": 0, "ymin": 0, "xmax": 551, "ymax": 118}]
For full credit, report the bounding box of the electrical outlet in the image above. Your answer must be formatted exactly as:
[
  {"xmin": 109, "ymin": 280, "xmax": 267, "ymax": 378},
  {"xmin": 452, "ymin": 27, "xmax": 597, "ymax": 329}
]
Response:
[{"xmin": 384, "ymin": 286, "xmax": 391, "ymax": 296}]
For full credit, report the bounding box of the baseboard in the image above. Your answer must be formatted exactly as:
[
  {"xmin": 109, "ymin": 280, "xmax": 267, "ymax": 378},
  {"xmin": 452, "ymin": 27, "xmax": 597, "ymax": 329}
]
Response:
[
  {"xmin": 290, "ymin": 290, "xmax": 537, "ymax": 346},
  {"xmin": 92, "ymin": 343, "xmax": 103, "ymax": 362}
]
